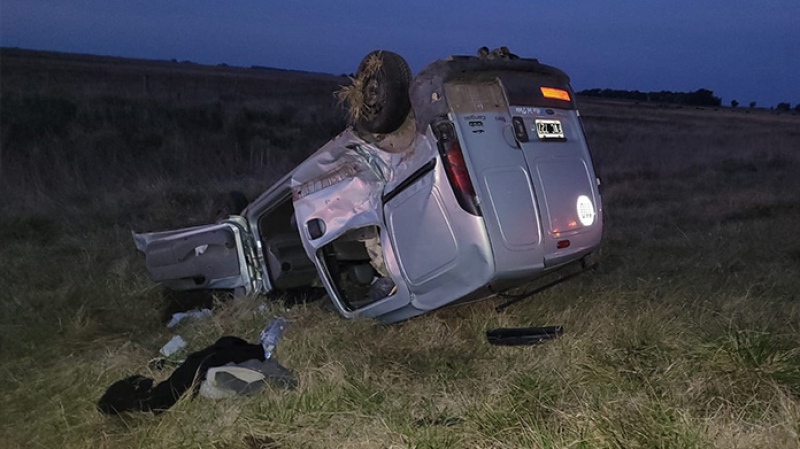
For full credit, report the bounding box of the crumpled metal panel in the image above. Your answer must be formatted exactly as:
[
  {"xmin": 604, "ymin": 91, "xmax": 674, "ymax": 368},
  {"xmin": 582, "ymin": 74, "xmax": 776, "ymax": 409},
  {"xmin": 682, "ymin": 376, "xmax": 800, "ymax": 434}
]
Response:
[{"xmin": 288, "ymin": 129, "xmax": 435, "ymax": 254}]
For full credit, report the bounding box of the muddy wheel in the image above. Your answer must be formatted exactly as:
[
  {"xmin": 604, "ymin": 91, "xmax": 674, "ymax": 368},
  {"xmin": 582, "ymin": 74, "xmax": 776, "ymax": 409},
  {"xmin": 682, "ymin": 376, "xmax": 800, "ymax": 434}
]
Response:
[
  {"xmin": 211, "ymin": 191, "xmax": 248, "ymax": 222},
  {"xmin": 353, "ymin": 50, "xmax": 412, "ymax": 134}
]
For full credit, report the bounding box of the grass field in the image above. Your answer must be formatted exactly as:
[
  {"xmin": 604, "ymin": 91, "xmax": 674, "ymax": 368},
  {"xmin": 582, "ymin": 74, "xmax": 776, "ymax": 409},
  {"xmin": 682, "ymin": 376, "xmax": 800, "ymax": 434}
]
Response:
[{"xmin": 1, "ymin": 49, "xmax": 799, "ymax": 448}]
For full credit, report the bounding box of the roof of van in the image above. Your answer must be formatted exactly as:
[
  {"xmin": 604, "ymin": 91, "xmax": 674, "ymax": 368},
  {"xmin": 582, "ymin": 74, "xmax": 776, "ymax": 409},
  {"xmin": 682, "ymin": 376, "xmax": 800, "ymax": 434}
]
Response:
[
  {"xmin": 409, "ymin": 54, "xmax": 573, "ymax": 131},
  {"xmin": 418, "ymin": 55, "xmax": 570, "ymax": 84}
]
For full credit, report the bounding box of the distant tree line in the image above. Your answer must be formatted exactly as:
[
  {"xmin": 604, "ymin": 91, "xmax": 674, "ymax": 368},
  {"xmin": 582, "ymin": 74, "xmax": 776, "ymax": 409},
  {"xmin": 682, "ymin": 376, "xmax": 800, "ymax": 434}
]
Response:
[{"xmin": 578, "ymin": 88, "xmax": 722, "ymax": 107}]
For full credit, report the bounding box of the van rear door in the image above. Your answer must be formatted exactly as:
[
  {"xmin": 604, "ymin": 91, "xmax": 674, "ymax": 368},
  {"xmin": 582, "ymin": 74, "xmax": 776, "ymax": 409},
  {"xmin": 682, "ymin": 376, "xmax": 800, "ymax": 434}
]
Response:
[
  {"xmin": 445, "ymin": 80, "xmax": 546, "ymax": 277},
  {"xmin": 499, "ymin": 74, "xmax": 601, "ymax": 266},
  {"xmin": 446, "ymin": 74, "xmax": 601, "ymax": 276}
]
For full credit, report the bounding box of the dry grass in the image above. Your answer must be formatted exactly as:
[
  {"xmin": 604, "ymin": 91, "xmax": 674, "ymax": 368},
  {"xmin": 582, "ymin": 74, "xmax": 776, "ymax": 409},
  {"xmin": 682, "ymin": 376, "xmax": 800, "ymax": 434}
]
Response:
[
  {"xmin": 335, "ymin": 52, "xmax": 384, "ymax": 124},
  {"xmin": 2, "ymin": 51, "xmax": 800, "ymax": 448},
  {"xmin": 0, "ymin": 48, "xmax": 348, "ymax": 194}
]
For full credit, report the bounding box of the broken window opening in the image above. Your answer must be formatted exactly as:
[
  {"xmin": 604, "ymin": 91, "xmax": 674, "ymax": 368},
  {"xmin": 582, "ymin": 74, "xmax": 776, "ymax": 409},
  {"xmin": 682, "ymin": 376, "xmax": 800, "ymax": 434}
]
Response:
[
  {"xmin": 258, "ymin": 196, "xmax": 317, "ymax": 291},
  {"xmin": 319, "ymin": 225, "xmax": 397, "ymax": 311}
]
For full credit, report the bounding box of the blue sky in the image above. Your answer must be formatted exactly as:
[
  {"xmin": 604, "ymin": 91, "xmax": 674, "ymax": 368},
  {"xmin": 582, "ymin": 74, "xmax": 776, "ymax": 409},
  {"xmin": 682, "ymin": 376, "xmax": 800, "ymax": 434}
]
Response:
[{"xmin": 2, "ymin": 0, "xmax": 798, "ymax": 107}]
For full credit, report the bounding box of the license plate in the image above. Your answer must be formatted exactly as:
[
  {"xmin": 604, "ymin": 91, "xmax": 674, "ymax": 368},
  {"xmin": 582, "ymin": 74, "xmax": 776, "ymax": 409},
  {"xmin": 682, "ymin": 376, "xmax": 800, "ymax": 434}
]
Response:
[{"xmin": 535, "ymin": 119, "xmax": 564, "ymax": 140}]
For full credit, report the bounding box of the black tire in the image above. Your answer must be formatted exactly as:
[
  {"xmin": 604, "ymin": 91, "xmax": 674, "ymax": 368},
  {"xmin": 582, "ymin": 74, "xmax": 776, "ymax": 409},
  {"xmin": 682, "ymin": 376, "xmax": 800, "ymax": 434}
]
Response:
[
  {"xmin": 210, "ymin": 191, "xmax": 248, "ymax": 223},
  {"xmin": 354, "ymin": 50, "xmax": 412, "ymax": 134}
]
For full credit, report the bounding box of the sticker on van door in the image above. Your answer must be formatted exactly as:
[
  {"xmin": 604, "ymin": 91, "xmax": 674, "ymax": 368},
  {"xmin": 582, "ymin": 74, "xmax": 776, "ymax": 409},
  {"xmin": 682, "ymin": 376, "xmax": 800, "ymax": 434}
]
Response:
[{"xmin": 534, "ymin": 119, "xmax": 564, "ymax": 140}]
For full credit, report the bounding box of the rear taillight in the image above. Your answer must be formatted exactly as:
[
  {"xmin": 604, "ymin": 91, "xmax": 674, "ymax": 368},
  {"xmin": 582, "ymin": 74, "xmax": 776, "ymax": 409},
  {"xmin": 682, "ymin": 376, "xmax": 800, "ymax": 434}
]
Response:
[{"xmin": 435, "ymin": 120, "xmax": 481, "ymax": 216}]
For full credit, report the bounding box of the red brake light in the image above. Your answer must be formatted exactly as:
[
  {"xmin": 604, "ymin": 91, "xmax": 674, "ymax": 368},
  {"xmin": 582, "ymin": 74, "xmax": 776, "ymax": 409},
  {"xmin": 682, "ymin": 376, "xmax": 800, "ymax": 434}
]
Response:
[
  {"xmin": 440, "ymin": 139, "xmax": 480, "ymax": 216},
  {"xmin": 434, "ymin": 119, "xmax": 480, "ymax": 215},
  {"xmin": 444, "ymin": 142, "xmax": 474, "ymax": 195},
  {"xmin": 540, "ymin": 87, "xmax": 571, "ymax": 102}
]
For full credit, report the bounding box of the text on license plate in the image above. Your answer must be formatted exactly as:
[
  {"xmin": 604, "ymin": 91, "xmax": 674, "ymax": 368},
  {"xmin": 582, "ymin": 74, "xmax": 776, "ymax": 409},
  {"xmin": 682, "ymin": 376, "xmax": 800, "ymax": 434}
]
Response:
[{"xmin": 535, "ymin": 119, "xmax": 564, "ymax": 140}]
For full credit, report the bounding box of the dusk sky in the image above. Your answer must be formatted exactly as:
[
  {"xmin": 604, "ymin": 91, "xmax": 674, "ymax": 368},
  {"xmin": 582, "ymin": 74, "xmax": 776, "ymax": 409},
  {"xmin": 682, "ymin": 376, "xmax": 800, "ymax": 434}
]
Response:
[{"xmin": 2, "ymin": 0, "xmax": 798, "ymax": 107}]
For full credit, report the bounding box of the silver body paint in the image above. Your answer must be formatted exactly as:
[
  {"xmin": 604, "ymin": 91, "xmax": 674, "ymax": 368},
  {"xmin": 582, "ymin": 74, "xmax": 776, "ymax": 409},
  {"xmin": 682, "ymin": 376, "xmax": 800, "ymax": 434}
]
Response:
[{"xmin": 133, "ymin": 54, "xmax": 603, "ymax": 323}]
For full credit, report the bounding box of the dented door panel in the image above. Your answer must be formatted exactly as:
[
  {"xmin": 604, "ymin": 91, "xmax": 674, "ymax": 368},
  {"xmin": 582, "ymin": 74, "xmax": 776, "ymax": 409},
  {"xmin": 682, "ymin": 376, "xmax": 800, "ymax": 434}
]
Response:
[{"xmin": 290, "ymin": 133, "xmax": 392, "ymax": 264}]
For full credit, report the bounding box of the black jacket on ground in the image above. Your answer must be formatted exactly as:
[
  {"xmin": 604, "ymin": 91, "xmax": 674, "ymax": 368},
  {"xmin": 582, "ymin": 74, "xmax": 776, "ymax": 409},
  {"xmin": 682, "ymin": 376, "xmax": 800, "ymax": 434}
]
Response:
[{"xmin": 98, "ymin": 336, "xmax": 265, "ymax": 415}]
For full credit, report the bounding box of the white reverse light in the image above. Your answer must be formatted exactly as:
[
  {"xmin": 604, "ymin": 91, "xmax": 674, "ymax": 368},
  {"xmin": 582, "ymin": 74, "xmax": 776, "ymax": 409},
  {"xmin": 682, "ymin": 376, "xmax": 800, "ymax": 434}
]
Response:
[{"xmin": 576, "ymin": 195, "xmax": 595, "ymax": 226}]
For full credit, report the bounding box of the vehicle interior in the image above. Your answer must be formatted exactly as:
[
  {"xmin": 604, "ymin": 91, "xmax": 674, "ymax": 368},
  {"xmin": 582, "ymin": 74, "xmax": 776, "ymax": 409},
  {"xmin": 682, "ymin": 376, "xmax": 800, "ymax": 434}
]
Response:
[
  {"xmin": 256, "ymin": 196, "xmax": 391, "ymax": 310},
  {"xmin": 257, "ymin": 195, "xmax": 317, "ymax": 291},
  {"xmin": 316, "ymin": 225, "xmax": 393, "ymax": 311}
]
